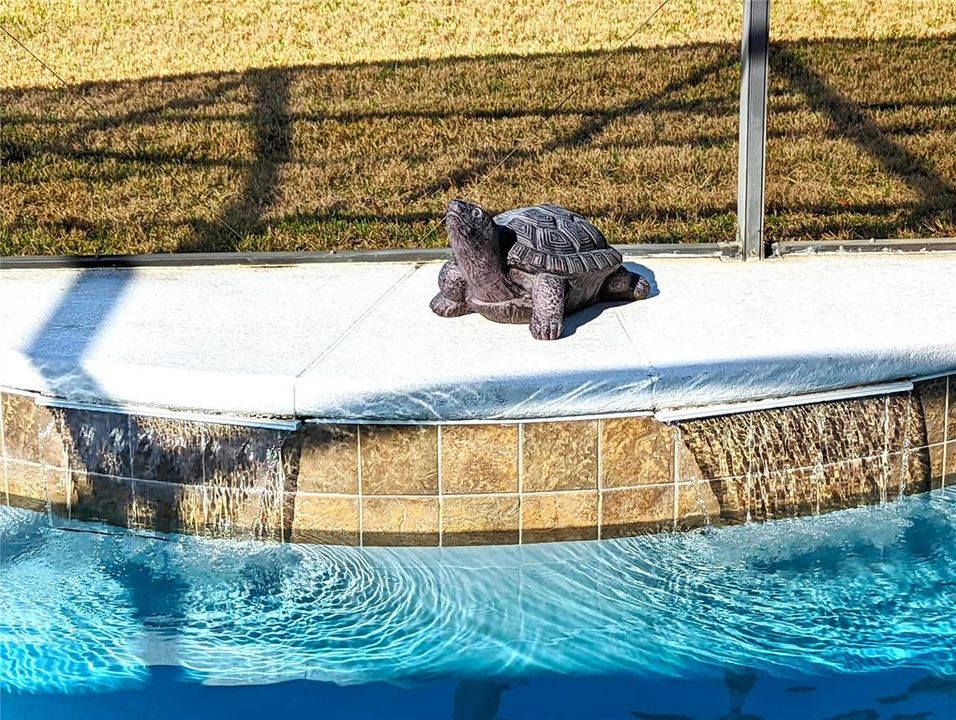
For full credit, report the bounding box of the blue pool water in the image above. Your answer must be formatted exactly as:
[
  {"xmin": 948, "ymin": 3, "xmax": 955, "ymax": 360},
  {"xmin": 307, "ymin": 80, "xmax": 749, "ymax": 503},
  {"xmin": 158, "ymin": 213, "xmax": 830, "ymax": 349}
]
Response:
[{"xmin": 2, "ymin": 490, "xmax": 956, "ymax": 720}]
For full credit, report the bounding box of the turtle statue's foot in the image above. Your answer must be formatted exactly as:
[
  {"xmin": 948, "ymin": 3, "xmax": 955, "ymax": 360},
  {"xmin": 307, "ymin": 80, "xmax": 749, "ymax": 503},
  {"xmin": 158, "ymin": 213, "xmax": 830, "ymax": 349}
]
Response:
[
  {"xmin": 632, "ymin": 274, "xmax": 651, "ymax": 300},
  {"xmin": 600, "ymin": 267, "xmax": 651, "ymax": 302},
  {"xmin": 430, "ymin": 293, "xmax": 472, "ymax": 318},
  {"xmin": 529, "ymin": 315, "xmax": 563, "ymax": 341}
]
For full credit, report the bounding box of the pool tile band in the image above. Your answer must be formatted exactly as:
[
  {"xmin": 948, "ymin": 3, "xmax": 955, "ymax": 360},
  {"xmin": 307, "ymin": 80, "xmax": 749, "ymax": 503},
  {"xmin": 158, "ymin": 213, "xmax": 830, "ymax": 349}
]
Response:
[{"xmin": 1, "ymin": 375, "xmax": 953, "ymax": 545}]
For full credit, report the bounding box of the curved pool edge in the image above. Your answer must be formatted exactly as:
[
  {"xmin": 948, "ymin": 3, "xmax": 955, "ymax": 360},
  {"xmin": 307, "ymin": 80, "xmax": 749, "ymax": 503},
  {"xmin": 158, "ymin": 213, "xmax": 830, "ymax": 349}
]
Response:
[
  {"xmin": 2, "ymin": 253, "xmax": 954, "ymax": 543},
  {"xmin": 1, "ymin": 373, "xmax": 952, "ymax": 545}
]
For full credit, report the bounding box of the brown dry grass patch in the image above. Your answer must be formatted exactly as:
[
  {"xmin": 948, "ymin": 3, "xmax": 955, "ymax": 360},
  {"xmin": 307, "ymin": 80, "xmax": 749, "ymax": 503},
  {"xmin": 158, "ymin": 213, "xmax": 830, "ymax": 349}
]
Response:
[
  {"xmin": 0, "ymin": 34, "xmax": 954, "ymax": 254},
  {"xmin": 4, "ymin": 0, "xmax": 954, "ymax": 90}
]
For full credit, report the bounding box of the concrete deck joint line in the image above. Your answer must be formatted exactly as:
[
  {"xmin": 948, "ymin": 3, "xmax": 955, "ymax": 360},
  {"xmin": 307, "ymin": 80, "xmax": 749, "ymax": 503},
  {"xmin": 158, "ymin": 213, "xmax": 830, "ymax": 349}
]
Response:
[{"xmin": 294, "ymin": 264, "xmax": 420, "ymax": 380}]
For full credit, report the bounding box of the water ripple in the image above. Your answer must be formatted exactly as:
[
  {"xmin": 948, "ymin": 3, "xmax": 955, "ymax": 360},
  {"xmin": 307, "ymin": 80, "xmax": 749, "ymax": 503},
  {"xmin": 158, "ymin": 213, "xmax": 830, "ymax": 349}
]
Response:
[{"xmin": 2, "ymin": 489, "xmax": 956, "ymax": 694}]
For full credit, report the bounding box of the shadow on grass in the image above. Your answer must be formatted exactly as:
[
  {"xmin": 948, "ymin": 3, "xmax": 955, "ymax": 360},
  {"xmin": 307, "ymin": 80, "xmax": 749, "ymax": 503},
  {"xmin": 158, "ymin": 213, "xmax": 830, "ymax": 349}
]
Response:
[{"xmin": 1, "ymin": 35, "xmax": 954, "ymax": 255}]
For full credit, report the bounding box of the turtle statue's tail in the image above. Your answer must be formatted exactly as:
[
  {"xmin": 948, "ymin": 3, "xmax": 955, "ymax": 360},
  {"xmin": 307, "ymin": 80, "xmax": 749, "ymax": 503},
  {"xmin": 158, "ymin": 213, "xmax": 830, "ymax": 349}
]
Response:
[{"xmin": 446, "ymin": 199, "xmax": 517, "ymax": 304}]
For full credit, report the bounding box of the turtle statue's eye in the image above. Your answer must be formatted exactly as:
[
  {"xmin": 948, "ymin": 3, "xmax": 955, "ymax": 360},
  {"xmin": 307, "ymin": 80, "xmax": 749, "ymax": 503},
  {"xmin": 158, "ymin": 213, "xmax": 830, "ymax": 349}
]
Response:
[{"xmin": 471, "ymin": 208, "xmax": 481, "ymax": 219}]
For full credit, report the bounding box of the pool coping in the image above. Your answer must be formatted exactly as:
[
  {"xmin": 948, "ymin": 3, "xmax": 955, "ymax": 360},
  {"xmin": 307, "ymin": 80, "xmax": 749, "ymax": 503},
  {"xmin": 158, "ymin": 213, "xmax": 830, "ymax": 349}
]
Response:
[
  {"xmin": 2, "ymin": 252, "xmax": 955, "ymax": 421},
  {"xmin": 1, "ymin": 252, "xmax": 954, "ymax": 543}
]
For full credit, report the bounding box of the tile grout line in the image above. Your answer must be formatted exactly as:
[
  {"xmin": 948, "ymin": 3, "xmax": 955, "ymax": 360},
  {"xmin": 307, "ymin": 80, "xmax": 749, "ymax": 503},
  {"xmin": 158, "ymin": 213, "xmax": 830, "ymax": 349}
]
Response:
[
  {"xmin": 0, "ymin": 462, "xmax": 709, "ymax": 495},
  {"xmin": 127, "ymin": 414, "xmax": 136, "ymax": 522},
  {"xmin": 58, "ymin": 410, "xmax": 70, "ymax": 517},
  {"xmin": 0, "ymin": 396, "xmax": 8, "ymax": 507},
  {"xmin": 745, "ymin": 414, "xmax": 755, "ymax": 523},
  {"xmin": 7, "ymin": 446, "xmax": 937, "ymax": 491},
  {"xmin": 294, "ymin": 484, "xmax": 708, "ymax": 500},
  {"xmin": 59, "ymin": 413, "xmax": 71, "ymax": 518},
  {"xmin": 944, "ymin": 376, "xmax": 950, "ymax": 489},
  {"xmin": 596, "ymin": 419, "xmax": 603, "ymax": 540},
  {"xmin": 35, "ymin": 402, "xmax": 50, "ymax": 523},
  {"xmin": 356, "ymin": 424, "xmax": 364, "ymax": 547},
  {"xmin": 671, "ymin": 427, "xmax": 680, "ymax": 529},
  {"xmin": 278, "ymin": 435, "xmax": 285, "ymax": 543},
  {"xmin": 882, "ymin": 395, "xmax": 890, "ymax": 497},
  {"xmin": 437, "ymin": 424, "xmax": 444, "ymax": 548},
  {"xmin": 706, "ymin": 446, "xmax": 939, "ymax": 484},
  {"xmin": 517, "ymin": 423, "xmax": 524, "ymax": 545},
  {"xmin": 899, "ymin": 392, "xmax": 912, "ymax": 500},
  {"xmin": 200, "ymin": 424, "xmax": 209, "ymax": 530}
]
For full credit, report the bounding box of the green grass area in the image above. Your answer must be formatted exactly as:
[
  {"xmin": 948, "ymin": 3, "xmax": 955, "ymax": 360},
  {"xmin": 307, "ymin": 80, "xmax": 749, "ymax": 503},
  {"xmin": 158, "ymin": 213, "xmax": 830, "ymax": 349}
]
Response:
[{"xmin": 1, "ymin": 33, "xmax": 954, "ymax": 254}]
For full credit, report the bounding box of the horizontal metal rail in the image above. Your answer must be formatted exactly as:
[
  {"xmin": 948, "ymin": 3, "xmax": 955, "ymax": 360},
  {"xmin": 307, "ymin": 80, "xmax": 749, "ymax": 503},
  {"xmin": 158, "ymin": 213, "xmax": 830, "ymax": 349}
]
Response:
[
  {"xmin": 774, "ymin": 237, "xmax": 956, "ymax": 256},
  {"xmin": 0, "ymin": 242, "xmax": 740, "ymax": 270}
]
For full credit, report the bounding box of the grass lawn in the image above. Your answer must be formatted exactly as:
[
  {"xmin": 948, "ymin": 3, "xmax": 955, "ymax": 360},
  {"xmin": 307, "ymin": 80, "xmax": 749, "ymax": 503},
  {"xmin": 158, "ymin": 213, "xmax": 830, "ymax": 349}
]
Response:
[{"xmin": 0, "ymin": 1, "xmax": 954, "ymax": 255}]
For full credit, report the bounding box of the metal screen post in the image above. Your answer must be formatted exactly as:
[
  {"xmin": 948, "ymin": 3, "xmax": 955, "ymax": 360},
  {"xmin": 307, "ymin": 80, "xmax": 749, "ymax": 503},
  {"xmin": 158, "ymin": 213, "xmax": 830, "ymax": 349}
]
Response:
[{"xmin": 737, "ymin": 0, "xmax": 771, "ymax": 260}]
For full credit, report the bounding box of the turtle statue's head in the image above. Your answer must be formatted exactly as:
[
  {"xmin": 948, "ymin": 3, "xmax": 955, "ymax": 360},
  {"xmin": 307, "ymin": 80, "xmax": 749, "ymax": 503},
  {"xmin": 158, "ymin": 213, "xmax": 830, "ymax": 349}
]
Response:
[{"xmin": 446, "ymin": 199, "xmax": 496, "ymax": 249}]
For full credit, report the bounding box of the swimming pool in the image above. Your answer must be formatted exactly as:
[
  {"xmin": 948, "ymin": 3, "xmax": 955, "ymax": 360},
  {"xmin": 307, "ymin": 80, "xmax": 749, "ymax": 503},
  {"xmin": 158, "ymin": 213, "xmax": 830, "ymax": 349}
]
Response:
[{"xmin": 2, "ymin": 489, "xmax": 955, "ymax": 719}]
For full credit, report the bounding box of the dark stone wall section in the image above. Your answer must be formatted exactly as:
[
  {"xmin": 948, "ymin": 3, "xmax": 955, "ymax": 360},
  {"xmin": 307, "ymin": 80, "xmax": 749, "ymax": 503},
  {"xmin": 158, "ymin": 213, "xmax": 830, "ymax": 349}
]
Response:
[
  {"xmin": 1, "ymin": 375, "xmax": 951, "ymax": 545},
  {"xmin": 678, "ymin": 390, "xmax": 935, "ymax": 523}
]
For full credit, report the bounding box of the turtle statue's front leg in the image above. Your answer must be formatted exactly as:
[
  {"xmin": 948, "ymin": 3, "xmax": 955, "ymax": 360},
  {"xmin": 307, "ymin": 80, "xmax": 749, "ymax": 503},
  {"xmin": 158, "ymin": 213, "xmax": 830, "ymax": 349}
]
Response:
[
  {"xmin": 430, "ymin": 260, "xmax": 473, "ymax": 318},
  {"xmin": 529, "ymin": 274, "xmax": 566, "ymax": 340}
]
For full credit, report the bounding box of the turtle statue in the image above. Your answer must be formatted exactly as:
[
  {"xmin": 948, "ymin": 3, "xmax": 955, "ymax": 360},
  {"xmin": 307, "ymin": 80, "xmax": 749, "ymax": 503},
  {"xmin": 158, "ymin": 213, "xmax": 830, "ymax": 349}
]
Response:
[{"xmin": 430, "ymin": 199, "xmax": 650, "ymax": 340}]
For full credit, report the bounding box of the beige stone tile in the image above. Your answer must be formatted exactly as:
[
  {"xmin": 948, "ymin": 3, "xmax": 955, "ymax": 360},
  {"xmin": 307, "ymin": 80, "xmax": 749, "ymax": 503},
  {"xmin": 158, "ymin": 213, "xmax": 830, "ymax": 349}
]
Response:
[
  {"xmin": 441, "ymin": 424, "xmax": 518, "ymax": 494},
  {"xmin": 38, "ymin": 406, "xmax": 67, "ymax": 468},
  {"xmin": 2, "ymin": 393, "xmax": 39, "ymax": 463},
  {"xmin": 57, "ymin": 408, "xmax": 132, "ymax": 478},
  {"xmin": 817, "ymin": 396, "xmax": 892, "ymax": 465},
  {"xmin": 708, "ymin": 474, "xmax": 754, "ymax": 523},
  {"xmin": 202, "ymin": 424, "xmax": 286, "ymax": 493},
  {"xmin": 748, "ymin": 404, "xmax": 824, "ymax": 476},
  {"xmin": 601, "ymin": 417, "xmax": 675, "ymax": 488},
  {"xmin": 204, "ymin": 486, "xmax": 283, "ymax": 541},
  {"xmin": 360, "ymin": 425, "xmax": 438, "ymax": 495},
  {"xmin": 749, "ymin": 468, "xmax": 818, "ymax": 521},
  {"xmin": 296, "ymin": 424, "xmax": 358, "ymax": 494},
  {"xmin": 600, "ymin": 486, "xmax": 674, "ymax": 538},
  {"xmin": 71, "ymin": 471, "xmax": 132, "ymax": 528},
  {"xmin": 5, "ymin": 460, "xmax": 42, "ymax": 504},
  {"xmin": 290, "ymin": 493, "xmax": 360, "ymax": 545},
  {"xmin": 4, "ymin": 460, "xmax": 69, "ymax": 515},
  {"xmin": 891, "ymin": 446, "xmax": 932, "ymax": 498},
  {"xmin": 886, "ymin": 392, "xmax": 926, "ymax": 453},
  {"xmin": 918, "ymin": 378, "xmax": 948, "ymax": 446},
  {"xmin": 362, "ymin": 497, "xmax": 439, "ymax": 546},
  {"xmin": 523, "ymin": 421, "xmax": 597, "ymax": 492},
  {"xmin": 675, "ymin": 437, "xmax": 706, "ymax": 483},
  {"xmin": 130, "ymin": 415, "xmax": 206, "ymax": 484},
  {"xmin": 949, "ymin": 375, "xmax": 956, "ymax": 439},
  {"xmin": 522, "ymin": 491, "xmax": 598, "ymax": 543},
  {"xmin": 928, "ymin": 440, "xmax": 956, "ymax": 490},
  {"xmin": 442, "ymin": 495, "xmax": 519, "ymax": 545},
  {"xmin": 678, "ymin": 414, "xmax": 752, "ymax": 481},
  {"xmin": 129, "ymin": 479, "xmax": 205, "ymax": 535},
  {"xmin": 819, "ymin": 456, "xmax": 884, "ymax": 511},
  {"xmin": 675, "ymin": 481, "xmax": 720, "ymax": 528}
]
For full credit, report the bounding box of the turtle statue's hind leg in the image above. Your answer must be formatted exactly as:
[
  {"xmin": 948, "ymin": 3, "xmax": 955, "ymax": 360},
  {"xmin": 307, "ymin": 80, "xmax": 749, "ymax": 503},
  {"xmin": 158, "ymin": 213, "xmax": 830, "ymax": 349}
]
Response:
[
  {"xmin": 430, "ymin": 261, "xmax": 473, "ymax": 317},
  {"xmin": 600, "ymin": 267, "xmax": 651, "ymax": 302},
  {"xmin": 529, "ymin": 274, "xmax": 566, "ymax": 340}
]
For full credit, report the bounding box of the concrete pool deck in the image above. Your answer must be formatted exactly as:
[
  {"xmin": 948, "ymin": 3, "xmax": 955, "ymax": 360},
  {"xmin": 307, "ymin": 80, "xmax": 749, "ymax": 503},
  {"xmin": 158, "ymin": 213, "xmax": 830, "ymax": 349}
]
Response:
[
  {"xmin": 1, "ymin": 253, "xmax": 954, "ymax": 421},
  {"xmin": 1, "ymin": 252, "xmax": 954, "ymax": 545}
]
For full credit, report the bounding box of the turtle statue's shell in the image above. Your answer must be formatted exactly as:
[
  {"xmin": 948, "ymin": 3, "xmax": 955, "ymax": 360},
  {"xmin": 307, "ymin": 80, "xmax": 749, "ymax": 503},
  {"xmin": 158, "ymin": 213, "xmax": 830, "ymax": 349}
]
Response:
[{"xmin": 495, "ymin": 204, "xmax": 622, "ymax": 277}]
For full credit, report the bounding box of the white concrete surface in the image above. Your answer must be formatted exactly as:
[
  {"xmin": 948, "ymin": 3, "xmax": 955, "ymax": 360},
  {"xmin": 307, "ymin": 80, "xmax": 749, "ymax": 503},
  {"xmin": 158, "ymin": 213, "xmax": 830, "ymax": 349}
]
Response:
[{"xmin": 0, "ymin": 254, "xmax": 953, "ymax": 420}]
